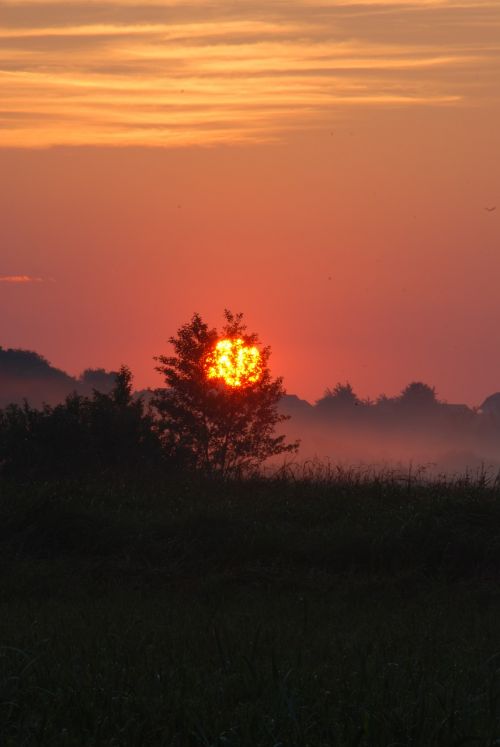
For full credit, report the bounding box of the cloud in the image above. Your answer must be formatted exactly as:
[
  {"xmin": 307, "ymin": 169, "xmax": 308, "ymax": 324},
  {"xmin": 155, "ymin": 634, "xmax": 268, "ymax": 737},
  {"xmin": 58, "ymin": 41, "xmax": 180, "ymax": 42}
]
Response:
[
  {"xmin": 0, "ymin": 275, "xmax": 49, "ymax": 283},
  {"xmin": 0, "ymin": 0, "xmax": 498, "ymax": 147}
]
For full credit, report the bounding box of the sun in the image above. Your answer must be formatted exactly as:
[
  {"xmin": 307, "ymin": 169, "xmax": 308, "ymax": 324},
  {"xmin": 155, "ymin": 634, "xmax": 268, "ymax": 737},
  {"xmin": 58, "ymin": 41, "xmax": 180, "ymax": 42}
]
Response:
[{"xmin": 205, "ymin": 338, "xmax": 262, "ymax": 388}]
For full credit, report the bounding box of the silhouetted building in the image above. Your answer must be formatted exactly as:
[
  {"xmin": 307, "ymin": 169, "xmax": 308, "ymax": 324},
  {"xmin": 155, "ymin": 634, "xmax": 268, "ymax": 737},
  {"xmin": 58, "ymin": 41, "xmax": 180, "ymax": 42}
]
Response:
[{"xmin": 479, "ymin": 393, "xmax": 500, "ymax": 417}]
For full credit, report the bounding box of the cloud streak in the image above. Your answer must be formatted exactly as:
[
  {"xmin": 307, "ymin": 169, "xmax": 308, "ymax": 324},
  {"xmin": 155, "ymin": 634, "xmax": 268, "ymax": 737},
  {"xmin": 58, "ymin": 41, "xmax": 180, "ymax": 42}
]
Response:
[
  {"xmin": 0, "ymin": 0, "xmax": 498, "ymax": 147},
  {"xmin": 0, "ymin": 275, "xmax": 50, "ymax": 283}
]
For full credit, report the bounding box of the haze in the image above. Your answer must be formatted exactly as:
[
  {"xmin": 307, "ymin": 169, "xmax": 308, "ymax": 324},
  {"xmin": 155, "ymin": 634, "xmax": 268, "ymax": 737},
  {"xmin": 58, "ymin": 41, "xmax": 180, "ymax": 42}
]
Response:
[{"xmin": 1, "ymin": 0, "xmax": 499, "ymax": 406}]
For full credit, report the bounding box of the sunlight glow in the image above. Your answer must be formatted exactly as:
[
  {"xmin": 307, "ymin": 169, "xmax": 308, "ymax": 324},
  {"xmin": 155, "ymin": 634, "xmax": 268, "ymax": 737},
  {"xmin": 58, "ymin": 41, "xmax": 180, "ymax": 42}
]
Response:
[{"xmin": 205, "ymin": 338, "xmax": 262, "ymax": 388}]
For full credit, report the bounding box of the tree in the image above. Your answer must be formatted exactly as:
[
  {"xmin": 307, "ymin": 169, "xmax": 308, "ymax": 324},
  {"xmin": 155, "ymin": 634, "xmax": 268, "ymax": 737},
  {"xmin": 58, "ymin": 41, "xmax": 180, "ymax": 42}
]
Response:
[
  {"xmin": 0, "ymin": 366, "xmax": 161, "ymax": 478},
  {"xmin": 152, "ymin": 310, "xmax": 298, "ymax": 477},
  {"xmin": 79, "ymin": 367, "xmax": 117, "ymax": 395},
  {"xmin": 316, "ymin": 382, "xmax": 360, "ymax": 411},
  {"xmin": 88, "ymin": 365, "xmax": 160, "ymax": 469},
  {"xmin": 399, "ymin": 381, "xmax": 438, "ymax": 409}
]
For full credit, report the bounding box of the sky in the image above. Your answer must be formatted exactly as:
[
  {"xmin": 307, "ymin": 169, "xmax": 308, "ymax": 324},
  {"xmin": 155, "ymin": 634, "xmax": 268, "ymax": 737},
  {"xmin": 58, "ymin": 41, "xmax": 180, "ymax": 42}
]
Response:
[{"xmin": 1, "ymin": 0, "xmax": 499, "ymax": 405}]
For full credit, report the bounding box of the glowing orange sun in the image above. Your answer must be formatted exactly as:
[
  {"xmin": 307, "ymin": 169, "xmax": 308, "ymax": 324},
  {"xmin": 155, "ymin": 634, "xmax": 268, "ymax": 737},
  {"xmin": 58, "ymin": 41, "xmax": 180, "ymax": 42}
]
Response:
[{"xmin": 205, "ymin": 338, "xmax": 262, "ymax": 387}]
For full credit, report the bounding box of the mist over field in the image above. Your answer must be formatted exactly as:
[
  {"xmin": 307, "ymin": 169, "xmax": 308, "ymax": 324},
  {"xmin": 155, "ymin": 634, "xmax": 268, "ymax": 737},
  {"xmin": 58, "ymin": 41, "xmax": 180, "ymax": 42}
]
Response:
[{"xmin": 279, "ymin": 391, "xmax": 500, "ymax": 477}]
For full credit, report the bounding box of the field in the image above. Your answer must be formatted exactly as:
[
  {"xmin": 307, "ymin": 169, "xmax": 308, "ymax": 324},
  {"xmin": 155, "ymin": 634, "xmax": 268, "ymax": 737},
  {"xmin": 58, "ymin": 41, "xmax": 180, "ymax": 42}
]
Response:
[{"xmin": 2, "ymin": 469, "xmax": 500, "ymax": 746}]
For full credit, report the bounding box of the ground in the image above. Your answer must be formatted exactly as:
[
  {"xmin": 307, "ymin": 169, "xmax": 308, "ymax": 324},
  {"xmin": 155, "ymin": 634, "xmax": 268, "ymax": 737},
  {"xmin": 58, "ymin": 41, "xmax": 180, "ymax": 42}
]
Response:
[{"xmin": 1, "ymin": 471, "xmax": 500, "ymax": 745}]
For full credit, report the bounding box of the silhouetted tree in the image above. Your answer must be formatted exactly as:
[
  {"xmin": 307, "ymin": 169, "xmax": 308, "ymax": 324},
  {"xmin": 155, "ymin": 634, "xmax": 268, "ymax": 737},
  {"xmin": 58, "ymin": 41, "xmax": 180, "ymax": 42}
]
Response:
[
  {"xmin": 0, "ymin": 366, "xmax": 161, "ymax": 478},
  {"xmin": 399, "ymin": 382, "xmax": 439, "ymax": 408},
  {"xmin": 316, "ymin": 382, "xmax": 360, "ymax": 411},
  {"xmin": 153, "ymin": 310, "xmax": 298, "ymax": 477},
  {"xmin": 79, "ymin": 367, "xmax": 117, "ymax": 394},
  {"xmin": 0, "ymin": 395, "xmax": 89, "ymax": 477},
  {"xmin": 88, "ymin": 365, "xmax": 160, "ymax": 470}
]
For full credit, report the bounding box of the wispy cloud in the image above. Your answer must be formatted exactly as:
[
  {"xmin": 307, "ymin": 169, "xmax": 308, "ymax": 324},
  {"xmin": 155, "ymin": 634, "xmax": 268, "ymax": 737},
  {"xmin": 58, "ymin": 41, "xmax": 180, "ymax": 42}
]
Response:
[
  {"xmin": 0, "ymin": 275, "xmax": 50, "ymax": 283},
  {"xmin": 0, "ymin": 0, "xmax": 498, "ymax": 147}
]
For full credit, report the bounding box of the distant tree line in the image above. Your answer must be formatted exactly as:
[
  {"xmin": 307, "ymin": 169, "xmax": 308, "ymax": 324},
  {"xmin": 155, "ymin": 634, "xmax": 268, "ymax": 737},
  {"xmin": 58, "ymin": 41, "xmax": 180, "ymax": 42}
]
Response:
[
  {"xmin": 281, "ymin": 381, "xmax": 500, "ymax": 464},
  {"xmin": 314, "ymin": 381, "xmax": 447, "ymax": 419},
  {"xmin": 316, "ymin": 381, "xmax": 439, "ymax": 410},
  {"xmin": 309, "ymin": 380, "xmax": 486, "ymax": 427}
]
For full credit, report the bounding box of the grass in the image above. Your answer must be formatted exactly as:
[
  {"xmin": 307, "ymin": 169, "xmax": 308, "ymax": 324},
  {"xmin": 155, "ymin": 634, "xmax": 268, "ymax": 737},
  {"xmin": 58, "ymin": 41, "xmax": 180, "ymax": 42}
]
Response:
[{"xmin": 1, "ymin": 469, "xmax": 500, "ymax": 745}]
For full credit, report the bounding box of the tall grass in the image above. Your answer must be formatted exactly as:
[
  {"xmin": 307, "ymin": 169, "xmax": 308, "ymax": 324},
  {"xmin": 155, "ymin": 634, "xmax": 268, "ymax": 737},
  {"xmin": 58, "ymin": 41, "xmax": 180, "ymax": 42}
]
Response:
[{"xmin": 1, "ymin": 469, "xmax": 500, "ymax": 744}]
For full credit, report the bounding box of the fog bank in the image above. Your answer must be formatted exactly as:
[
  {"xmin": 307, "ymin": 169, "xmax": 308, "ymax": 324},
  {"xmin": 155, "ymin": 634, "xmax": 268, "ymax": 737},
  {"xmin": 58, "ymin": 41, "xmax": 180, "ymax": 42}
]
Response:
[{"xmin": 279, "ymin": 391, "xmax": 500, "ymax": 477}]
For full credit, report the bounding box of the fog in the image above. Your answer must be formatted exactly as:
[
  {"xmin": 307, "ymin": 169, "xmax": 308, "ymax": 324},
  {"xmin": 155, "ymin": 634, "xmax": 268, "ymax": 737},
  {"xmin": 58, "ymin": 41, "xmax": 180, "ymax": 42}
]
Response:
[{"xmin": 279, "ymin": 391, "xmax": 500, "ymax": 479}]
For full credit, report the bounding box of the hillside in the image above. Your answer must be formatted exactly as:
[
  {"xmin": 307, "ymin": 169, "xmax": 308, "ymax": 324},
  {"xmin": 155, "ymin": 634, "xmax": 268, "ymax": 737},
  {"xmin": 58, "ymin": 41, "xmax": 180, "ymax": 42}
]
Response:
[{"xmin": 0, "ymin": 347, "xmax": 116, "ymax": 407}]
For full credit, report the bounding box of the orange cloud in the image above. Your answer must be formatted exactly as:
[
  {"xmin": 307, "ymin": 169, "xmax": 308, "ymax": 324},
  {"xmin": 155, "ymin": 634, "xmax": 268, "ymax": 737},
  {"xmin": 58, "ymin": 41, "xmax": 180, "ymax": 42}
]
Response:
[
  {"xmin": 0, "ymin": 275, "xmax": 47, "ymax": 283},
  {"xmin": 0, "ymin": 0, "xmax": 498, "ymax": 147}
]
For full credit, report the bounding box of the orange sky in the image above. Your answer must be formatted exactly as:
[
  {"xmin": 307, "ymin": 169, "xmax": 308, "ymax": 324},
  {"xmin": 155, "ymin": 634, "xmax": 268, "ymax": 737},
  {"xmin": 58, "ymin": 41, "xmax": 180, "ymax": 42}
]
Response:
[{"xmin": 1, "ymin": 0, "xmax": 499, "ymax": 405}]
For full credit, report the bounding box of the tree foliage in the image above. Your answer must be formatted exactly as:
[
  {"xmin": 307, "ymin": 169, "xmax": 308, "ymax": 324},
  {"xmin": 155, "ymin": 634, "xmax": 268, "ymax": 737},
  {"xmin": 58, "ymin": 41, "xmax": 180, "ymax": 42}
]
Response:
[
  {"xmin": 153, "ymin": 310, "xmax": 298, "ymax": 477},
  {"xmin": 317, "ymin": 382, "xmax": 360, "ymax": 410},
  {"xmin": 399, "ymin": 381, "xmax": 439, "ymax": 408},
  {"xmin": 0, "ymin": 366, "xmax": 160, "ymax": 478},
  {"xmin": 0, "ymin": 346, "xmax": 71, "ymax": 381}
]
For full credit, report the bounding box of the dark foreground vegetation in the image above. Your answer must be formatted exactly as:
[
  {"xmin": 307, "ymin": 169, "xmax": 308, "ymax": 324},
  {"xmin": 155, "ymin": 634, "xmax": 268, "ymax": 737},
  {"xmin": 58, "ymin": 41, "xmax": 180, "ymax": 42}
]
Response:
[{"xmin": 2, "ymin": 470, "xmax": 500, "ymax": 746}]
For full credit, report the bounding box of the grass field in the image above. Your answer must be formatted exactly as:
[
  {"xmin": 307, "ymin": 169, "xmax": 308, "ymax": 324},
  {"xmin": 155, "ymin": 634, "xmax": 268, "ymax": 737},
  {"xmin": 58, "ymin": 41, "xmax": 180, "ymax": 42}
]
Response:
[{"xmin": 2, "ymin": 469, "xmax": 500, "ymax": 746}]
